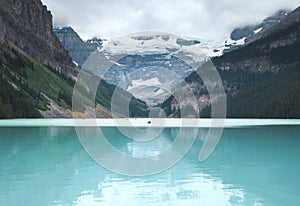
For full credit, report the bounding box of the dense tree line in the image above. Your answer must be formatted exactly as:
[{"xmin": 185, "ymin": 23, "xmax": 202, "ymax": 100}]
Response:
[
  {"xmin": 0, "ymin": 77, "xmax": 41, "ymax": 118},
  {"xmin": 215, "ymin": 21, "xmax": 300, "ymax": 118},
  {"xmin": 225, "ymin": 64, "xmax": 300, "ymax": 118},
  {"xmin": 0, "ymin": 44, "xmax": 71, "ymax": 118},
  {"xmin": 95, "ymin": 79, "xmax": 149, "ymax": 117}
]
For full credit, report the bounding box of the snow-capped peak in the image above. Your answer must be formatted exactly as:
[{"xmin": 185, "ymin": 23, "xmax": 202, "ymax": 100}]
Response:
[{"xmin": 100, "ymin": 32, "xmax": 208, "ymax": 63}]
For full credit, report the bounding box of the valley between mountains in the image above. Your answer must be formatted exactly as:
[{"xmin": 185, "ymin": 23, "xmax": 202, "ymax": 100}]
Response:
[{"xmin": 0, "ymin": 0, "xmax": 299, "ymax": 118}]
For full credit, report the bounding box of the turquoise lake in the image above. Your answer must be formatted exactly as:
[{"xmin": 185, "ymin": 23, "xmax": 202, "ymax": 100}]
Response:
[{"xmin": 0, "ymin": 125, "xmax": 300, "ymax": 205}]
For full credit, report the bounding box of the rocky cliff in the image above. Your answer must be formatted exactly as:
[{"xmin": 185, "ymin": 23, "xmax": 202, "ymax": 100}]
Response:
[
  {"xmin": 224, "ymin": 10, "xmax": 290, "ymax": 53},
  {"xmin": 214, "ymin": 6, "xmax": 300, "ymax": 73},
  {"xmin": 54, "ymin": 27, "xmax": 102, "ymax": 67},
  {"xmin": 0, "ymin": 0, "xmax": 74, "ymax": 74}
]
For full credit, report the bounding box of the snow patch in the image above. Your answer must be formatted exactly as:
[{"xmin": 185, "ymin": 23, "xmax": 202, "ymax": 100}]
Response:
[
  {"xmin": 127, "ymin": 77, "xmax": 162, "ymax": 91},
  {"xmin": 73, "ymin": 61, "xmax": 79, "ymax": 67},
  {"xmin": 226, "ymin": 37, "xmax": 246, "ymax": 46},
  {"xmin": 254, "ymin": 27, "xmax": 263, "ymax": 34},
  {"xmin": 100, "ymin": 32, "xmax": 207, "ymax": 63}
]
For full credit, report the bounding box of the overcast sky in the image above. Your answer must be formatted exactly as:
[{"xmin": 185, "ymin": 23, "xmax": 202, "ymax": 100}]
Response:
[{"xmin": 41, "ymin": 0, "xmax": 299, "ymax": 41}]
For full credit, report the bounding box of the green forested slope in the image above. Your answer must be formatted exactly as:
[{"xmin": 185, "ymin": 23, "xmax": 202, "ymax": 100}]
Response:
[
  {"xmin": 0, "ymin": 44, "xmax": 74, "ymax": 118},
  {"xmin": 0, "ymin": 44, "xmax": 148, "ymax": 118}
]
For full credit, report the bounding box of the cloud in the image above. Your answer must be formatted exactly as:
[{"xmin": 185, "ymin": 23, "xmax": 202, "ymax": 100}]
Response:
[{"xmin": 41, "ymin": 0, "xmax": 299, "ymax": 41}]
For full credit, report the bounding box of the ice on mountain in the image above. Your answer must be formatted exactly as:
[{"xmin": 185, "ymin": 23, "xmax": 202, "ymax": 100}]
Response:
[
  {"xmin": 90, "ymin": 32, "xmax": 210, "ymax": 105},
  {"xmin": 254, "ymin": 27, "xmax": 263, "ymax": 34}
]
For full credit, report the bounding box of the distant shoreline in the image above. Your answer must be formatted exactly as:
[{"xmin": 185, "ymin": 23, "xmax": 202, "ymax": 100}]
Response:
[{"xmin": 0, "ymin": 118, "xmax": 299, "ymax": 128}]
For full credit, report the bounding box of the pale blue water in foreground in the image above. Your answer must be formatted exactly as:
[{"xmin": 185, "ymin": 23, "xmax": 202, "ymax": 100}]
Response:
[{"xmin": 0, "ymin": 123, "xmax": 300, "ymax": 205}]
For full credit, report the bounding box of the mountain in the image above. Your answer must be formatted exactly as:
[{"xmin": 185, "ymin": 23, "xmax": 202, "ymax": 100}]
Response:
[
  {"xmin": 214, "ymin": 7, "xmax": 300, "ymax": 73},
  {"xmin": 93, "ymin": 32, "xmax": 206, "ymax": 106},
  {"xmin": 258, "ymin": 7, "xmax": 300, "ymax": 39},
  {"xmin": 0, "ymin": 0, "xmax": 74, "ymax": 74},
  {"xmin": 54, "ymin": 27, "xmax": 103, "ymax": 67},
  {"xmin": 155, "ymin": 10, "xmax": 291, "ymax": 57},
  {"xmin": 53, "ymin": 10, "xmax": 290, "ymax": 62},
  {"xmin": 86, "ymin": 37, "xmax": 103, "ymax": 48},
  {"xmin": 56, "ymin": 10, "xmax": 298, "ymax": 114},
  {"xmin": 166, "ymin": 10, "xmax": 291, "ymax": 58},
  {"xmin": 231, "ymin": 10, "xmax": 290, "ymax": 42},
  {"xmin": 0, "ymin": 0, "xmax": 147, "ymax": 118},
  {"xmin": 215, "ymin": 10, "xmax": 291, "ymax": 55},
  {"xmin": 161, "ymin": 6, "xmax": 300, "ymax": 118},
  {"xmin": 0, "ymin": 0, "xmax": 78, "ymax": 118},
  {"xmin": 0, "ymin": 41, "xmax": 75, "ymax": 118}
]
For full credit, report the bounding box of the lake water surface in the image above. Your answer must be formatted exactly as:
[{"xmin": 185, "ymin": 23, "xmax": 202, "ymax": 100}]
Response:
[{"xmin": 0, "ymin": 123, "xmax": 300, "ymax": 206}]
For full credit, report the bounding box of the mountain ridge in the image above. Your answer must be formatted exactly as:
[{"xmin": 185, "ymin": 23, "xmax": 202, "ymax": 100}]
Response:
[
  {"xmin": 220, "ymin": 9, "xmax": 291, "ymax": 54},
  {"xmin": 56, "ymin": 9, "xmax": 291, "ymax": 59},
  {"xmin": 0, "ymin": 0, "xmax": 129, "ymax": 118},
  {"xmin": 0, "ymin": 0, "xmax": 74, "ymax": 74},
  {"xmin": 54, "ymin": 27, "xmax": 103, "ymax": 67}
]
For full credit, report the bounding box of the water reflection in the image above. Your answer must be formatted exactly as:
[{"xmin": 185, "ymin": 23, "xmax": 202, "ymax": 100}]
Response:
[
  {"xmin": 73, "ymin": 166, "xmax": 245, "ymax": 206},
  {"xmin": 0, "ymin": 126, "xmax": 300, "ymax": 206}
]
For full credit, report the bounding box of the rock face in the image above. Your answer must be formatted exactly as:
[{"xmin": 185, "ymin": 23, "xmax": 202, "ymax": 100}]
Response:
[
  {"xmin": 93, "ymin": 32, "xmax": 205, "ymax": 105},
  {"xmin": 259, "ymin": 7, "xmax": 300, "ymax": 39},
  {"xmin": 0, "ymin": 0, "xmax": 74, "ymax": 74},
  {"xmin": 231, "ymin": 10, "xmax": 290, "ymax": 41},
  {"xmin": 224, "ymin": 10, "xmax": 290, "ymax": 53},
  {"xmin": 54, "ymin": 27, "xmax": 102, "ymax": 67},
  {"xmin": 215, "ymin": 6, "xmax": 300, "ymax": 73}
]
